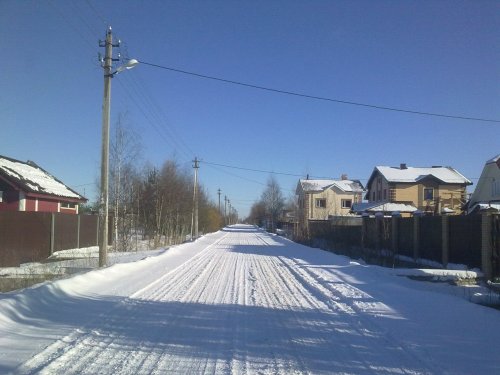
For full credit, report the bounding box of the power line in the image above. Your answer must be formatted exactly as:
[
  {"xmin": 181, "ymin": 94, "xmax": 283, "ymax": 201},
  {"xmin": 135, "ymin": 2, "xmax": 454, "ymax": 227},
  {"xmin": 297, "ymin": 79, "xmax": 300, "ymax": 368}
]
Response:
[
  {"xmin": 201, "ymin": 160, "xmax": 334, "ymax": 180},
  {"xmin": 84, "ymin": 0, "xmax": 109, "ymax": 28},
  {"xmin": 204, "ymin": 162, "xmax": 267, "ymax": 187},
  {"xmin": 138, "ymin": 60, "xmax": 500, "ymax": 124}
]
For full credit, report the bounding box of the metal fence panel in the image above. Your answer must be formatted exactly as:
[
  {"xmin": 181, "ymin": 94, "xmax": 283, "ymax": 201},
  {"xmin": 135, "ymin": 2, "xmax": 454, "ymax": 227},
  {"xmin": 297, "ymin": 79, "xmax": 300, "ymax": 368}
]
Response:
[
  {"xmin": 419, "ymin": 216, "xmax": 442, "ymax": 263},
  {"xmin": 397, "ymin": 218, "xmax": 414, "ymax": 257},
  {"xmin": 448, "ymin": 215, "xmax": 482, "ymax": 268},
  {"xmin": 0, "ymin": 212, "xmax": 100, "ymax": 267},
  {"xmin": 80, "ymin": 215, "xmax": 98, "ymax": 248},
  {"xmin": 0, "ymin": 211, "xmax": 52, "ymax": 266},
  {"xmin": 54, "ymin": 213, "xmax": 79, "ymax": 252}
]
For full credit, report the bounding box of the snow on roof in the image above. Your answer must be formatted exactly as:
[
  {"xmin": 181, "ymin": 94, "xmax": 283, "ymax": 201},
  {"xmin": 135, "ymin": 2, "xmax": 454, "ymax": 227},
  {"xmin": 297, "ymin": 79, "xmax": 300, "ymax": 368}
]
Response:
[
  {"xmin": 299, "ymin": 179, "xmax": 335, "ymax": 192},
  {"xmin": 467, "ymin": 203, "xmax": 500, "ymax": 214},
  {"xmin": 0, "ymin": 156, "xmax": 85, "ymax": 200},
  {"xmin": 376, "ymin": 166, "xmax": 472, "ymax": 185},
  {"xmin": 299, "ymin": 179, "xmax": 363, "ymax": 193},
  {"xmin": 352, "ymin": 202, "xmax": 418, "ymax": 213},
  {"xmin": 330, "ymin": 180, "xmax": 364, "ymax": 193},
  {"xmin": 486, "ymin": 154, "xmax": 500, "ymax": 164}
]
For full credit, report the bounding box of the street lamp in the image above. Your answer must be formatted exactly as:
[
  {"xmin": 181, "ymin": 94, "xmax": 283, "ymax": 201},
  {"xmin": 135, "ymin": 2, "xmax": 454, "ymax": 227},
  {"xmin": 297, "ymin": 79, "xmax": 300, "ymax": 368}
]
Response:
[{"xmin": 99, "ymin": 27, "xmax": 138, "ymax": 267}]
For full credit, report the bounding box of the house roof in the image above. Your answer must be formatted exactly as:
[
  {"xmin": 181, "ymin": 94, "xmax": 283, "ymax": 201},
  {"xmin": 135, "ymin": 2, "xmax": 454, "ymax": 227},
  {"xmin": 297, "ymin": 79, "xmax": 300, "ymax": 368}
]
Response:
[
  {"xmin": 369, "ymin": 166, "xmax": 472, "ymax": 185},
  {"xmin": 486, "ymin": 154, "xmax": 500, "ymax": 164},
  {"xmin": 298, "ymin": 179, "xmax": 364, "ymax": 193},
  {"xmin": 352, "ymin": 202, "xmax": 418, "ymax": 214},
  {"xmin": 467, "ymin": 203, "xmax": 500, "ymax": 214},
  {"xmin": 0, "ymin": 155, "xmax": 86, "ymax": 201}
]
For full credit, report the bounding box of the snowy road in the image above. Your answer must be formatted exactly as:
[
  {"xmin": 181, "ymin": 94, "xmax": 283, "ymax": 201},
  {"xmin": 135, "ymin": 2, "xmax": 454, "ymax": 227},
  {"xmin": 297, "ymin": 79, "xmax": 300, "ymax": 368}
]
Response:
[{"xmin": 2, "ymin": 225, "xmax": 500, "ymax": 374}]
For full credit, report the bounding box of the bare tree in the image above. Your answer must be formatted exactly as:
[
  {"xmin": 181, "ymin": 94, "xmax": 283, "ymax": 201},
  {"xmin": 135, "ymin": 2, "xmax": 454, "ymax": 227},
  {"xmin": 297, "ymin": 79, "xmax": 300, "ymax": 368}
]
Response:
[
  {"xmin": 246, "ymin": 200, "xmax": 267, "ymax": 227},
  {"xmin": 109, "ymin": 113, "xmax": 142, "ymax": 251},
  {"xmin": 260, "ymin": 175, "xmax": 285, "ymax": 232}
]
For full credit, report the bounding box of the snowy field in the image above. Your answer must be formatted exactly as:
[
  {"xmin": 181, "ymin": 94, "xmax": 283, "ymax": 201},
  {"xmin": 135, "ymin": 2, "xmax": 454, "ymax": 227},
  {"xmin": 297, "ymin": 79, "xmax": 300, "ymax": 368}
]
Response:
[{"xmin": 1, "ymin": 225, "xmax": 499, "ymax": 374}]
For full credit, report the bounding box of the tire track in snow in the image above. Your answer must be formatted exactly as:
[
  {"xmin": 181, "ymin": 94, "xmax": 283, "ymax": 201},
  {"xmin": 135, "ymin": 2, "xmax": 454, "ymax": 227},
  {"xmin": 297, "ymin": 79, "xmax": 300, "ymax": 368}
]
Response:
[
  {"xmin": 15, "ymin": 233, "xmax": 231, "ymax": 375},
  {"xmin": 15, "ymin": 227, "xmax": 446, "ymax": 374},
  {"xmin": 281, "ymin": 255, "xmax": 446, "ymax": 374}
]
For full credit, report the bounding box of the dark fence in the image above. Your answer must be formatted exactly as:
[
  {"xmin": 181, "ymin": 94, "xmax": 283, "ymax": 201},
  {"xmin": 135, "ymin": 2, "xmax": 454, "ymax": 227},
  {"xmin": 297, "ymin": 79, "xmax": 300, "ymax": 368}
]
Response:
[
  {"xmin": 419, "ymin": 216, "xmax": 442, "ymax": 264},
  {"xmin": 0, "ymin": 212, "xmax": 110, "ymax": 267},
  {"xmin": 397, "ymin": 218, "xmax": 413, "ymax": 258},
  {"xmin": 448, "ymin": 215, "xmax": 482, "ymax": 269},
  {"xmin": 306, "ymin": 213, "xmax": 499, "ymax": 279}
]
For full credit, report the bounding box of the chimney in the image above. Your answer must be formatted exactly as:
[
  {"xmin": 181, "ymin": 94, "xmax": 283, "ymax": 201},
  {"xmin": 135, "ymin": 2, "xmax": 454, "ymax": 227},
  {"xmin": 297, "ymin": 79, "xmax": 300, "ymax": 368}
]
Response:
[
  {"xmin": 341, "ymin": 174, "xmax": 348, "ymax": 180},
  {"xmin": 306, "ymin": 174, "xmax": 309, "ymax": 180},
  {"xmin": 400, "ymin": 163, "xmax": 407, "ymax": 170}
]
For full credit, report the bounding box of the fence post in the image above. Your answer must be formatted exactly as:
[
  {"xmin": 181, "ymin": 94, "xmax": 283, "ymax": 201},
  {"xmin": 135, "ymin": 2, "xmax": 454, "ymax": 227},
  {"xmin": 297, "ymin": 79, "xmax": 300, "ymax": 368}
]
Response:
[
  {"xmin": 50, "ymin": 213, "xmax": 55, "ymax": 255},
  {"xmin": 441, "ymin": 215, "xmax": 449, "ymax": 268},
  {"xmin": 413, "ymin": 215, "xmax": 420, "ymax": 262},
  {"xmin": 96, "ymin": 215, "xmax": 100, "ymax": 246},
  {"xmin": 391, "ymin": 213, "xmax": 399, "ymax": 254},
  {"xmin": 361, "ymin": 214, "xmax": 368, "ymax": 251},
  {"xmin": 375, "ymin": 213, "xmax": 383, "ymax": 253},
  {"xmin": 481, "ymin": 213, "xmax": 493, "ymax": 280},
  {"xmin": 77, "ymin": 214, "xmax": 81, "ymax": 249}
]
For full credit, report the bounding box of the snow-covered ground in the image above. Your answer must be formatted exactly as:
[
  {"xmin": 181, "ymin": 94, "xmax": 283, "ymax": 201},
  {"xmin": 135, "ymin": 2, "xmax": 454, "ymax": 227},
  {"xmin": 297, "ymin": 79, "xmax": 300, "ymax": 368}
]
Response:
[{"xmin": 1, "ymin": 225, "xmax": 499, "ymax": 374}]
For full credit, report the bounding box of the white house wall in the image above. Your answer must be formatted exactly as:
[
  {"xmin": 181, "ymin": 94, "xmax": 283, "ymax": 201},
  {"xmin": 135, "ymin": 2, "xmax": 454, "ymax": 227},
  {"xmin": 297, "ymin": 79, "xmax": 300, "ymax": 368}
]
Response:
[{"xmin": 469, "ymin": 157, "xmax": 500, "ymax": 206}]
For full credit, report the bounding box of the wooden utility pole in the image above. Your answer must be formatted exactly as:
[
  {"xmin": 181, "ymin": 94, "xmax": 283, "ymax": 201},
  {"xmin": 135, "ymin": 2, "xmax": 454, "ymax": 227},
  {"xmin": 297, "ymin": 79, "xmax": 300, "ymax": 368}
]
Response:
[
  {"xmin": 191, "ymin": 157, "xmax": 200, "ymax": 240},
  {"xmin": 217, "ymin": 188, "xmax": 221, "ymax": 214},
  {"xmin": 224, "ymin": 195, "xmax": 228, "ymax": 226},
  {"xmin": 98, "ymin": 27, "xmax": 118, "ymax": 267}
]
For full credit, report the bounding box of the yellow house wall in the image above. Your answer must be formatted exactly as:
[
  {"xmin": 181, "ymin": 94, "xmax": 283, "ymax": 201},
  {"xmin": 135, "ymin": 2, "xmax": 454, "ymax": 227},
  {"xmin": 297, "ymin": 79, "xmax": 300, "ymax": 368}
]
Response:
[
  {"xmin": 306, "ymin": 189, "xmax": 358, "ymax": 220},
  {"xmin": 394, "ymin": 184, "xmax": 418, "ymax": 204}
]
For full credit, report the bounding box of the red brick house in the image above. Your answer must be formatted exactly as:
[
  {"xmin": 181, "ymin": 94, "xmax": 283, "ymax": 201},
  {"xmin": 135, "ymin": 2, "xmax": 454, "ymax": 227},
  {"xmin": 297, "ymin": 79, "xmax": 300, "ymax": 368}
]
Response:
[{"xmin": 0, "ymin": 155, "xmax": 87, "ymax": 214}]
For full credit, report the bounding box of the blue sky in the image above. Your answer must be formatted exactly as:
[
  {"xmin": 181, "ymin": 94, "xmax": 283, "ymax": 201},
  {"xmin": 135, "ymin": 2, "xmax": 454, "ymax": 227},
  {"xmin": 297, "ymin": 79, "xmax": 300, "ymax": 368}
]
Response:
[{"xmin": 1, "ymin": 1, "xmax": 499, "ymax": 218}]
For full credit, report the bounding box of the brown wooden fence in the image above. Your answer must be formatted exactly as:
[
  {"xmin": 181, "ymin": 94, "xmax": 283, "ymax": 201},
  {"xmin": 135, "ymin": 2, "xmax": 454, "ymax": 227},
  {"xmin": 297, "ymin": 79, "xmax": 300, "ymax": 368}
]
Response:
[
  {"xmin": 0, "ymin": 212, "xmax": 111, "ymax": 267},
  {"xmin": 306, "ymin": 213, "xmax": 499, "ymax": 280}
]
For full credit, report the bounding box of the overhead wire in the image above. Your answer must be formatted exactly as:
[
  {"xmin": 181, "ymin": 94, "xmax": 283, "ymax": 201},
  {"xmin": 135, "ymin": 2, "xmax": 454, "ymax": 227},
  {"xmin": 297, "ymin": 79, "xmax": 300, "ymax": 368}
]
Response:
[
  {"xmin": 118, "ymin": 70, "xmax": 195, "ymax": 160},
  {"xmin": 72, "ymin": 0, "xmax": 197, "ymax": 162},
  {"xmin": 83, "ymin": 0, "xmax": 109, "ymax": 28},
  {"xmin": 52, "ymin": 5, "xmax": 486, "ymax": 213},
  {"xmin": 203, "ymin": 162, "xmax": 297, "ymax": 194},
  {"xmin": 138, "ymin": 61, "xmax": 500, "ymax": 124},
  {"xmin": 48, "ymin": 0, "xmax": 98, "ymax": 51}
]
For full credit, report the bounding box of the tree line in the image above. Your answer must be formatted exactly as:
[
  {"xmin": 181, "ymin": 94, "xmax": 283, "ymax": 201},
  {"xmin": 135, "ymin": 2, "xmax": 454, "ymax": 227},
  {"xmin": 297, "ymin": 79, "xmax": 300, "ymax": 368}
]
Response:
[
  {"xmin": 85, "ymin": 115, "xmax": 224, "ymax": 251},
  {"xmin": 86, "ymin": 114, "xmax": 299, "ymax": 250}
]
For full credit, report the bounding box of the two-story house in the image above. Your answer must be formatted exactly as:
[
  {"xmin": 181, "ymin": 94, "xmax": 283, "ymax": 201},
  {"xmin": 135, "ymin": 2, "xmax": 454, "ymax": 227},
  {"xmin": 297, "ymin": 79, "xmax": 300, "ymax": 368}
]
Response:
[
  {"xmin": 296, "ymin": 177, "xmax": 364, "ymax": 233},
  {"xmin": 364, "ymin": 164, "xmax": 472, "ymax": 215}
]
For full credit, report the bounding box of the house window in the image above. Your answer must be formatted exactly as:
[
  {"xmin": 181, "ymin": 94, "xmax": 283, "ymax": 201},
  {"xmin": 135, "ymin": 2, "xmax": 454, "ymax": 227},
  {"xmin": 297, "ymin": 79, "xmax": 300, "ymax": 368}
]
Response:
[
  {"xmin": 0, "ymin": 191, "xmax": 3, "ymax": 203},
  {"xmin": 383, "ymin": 189, "xmax": 387, "ymax": 200},
  {"xmin": 315, "ymin": 198, "xmax": 326, "ymax": 208},
  {"xmin": 61, "ymin": 202, "xmax": 76, "ymax": 209},
  {"xmin": 389, "ymin": 188, "xmax": 396, "ymax": 202},
  {"xmin": 372, "ymin": 191, "xmax": 375, "ymax": 201},
  {"xmin": 424, "ymin": 188, "xmax": 434, "ymax": 201},
  {"xmin": 341, "ymin": 199, "xmax": 352, "ymax": 209}
]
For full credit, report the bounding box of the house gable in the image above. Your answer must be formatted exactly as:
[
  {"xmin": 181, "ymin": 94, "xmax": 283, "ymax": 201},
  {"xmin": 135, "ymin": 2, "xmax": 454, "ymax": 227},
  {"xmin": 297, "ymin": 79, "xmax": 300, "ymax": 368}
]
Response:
[{"xmin": 467, "ymin": 154, "xmax": 500, "ymax": 213}]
